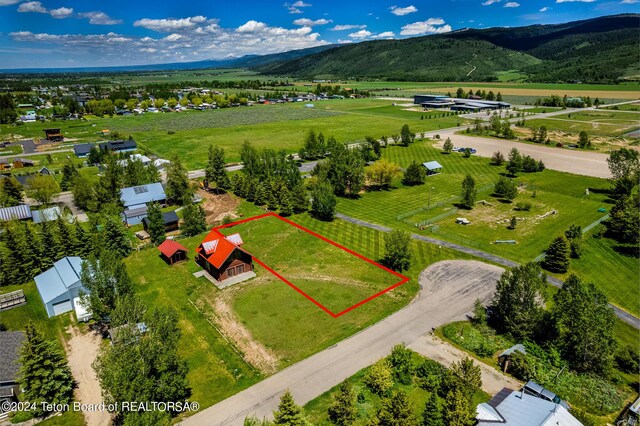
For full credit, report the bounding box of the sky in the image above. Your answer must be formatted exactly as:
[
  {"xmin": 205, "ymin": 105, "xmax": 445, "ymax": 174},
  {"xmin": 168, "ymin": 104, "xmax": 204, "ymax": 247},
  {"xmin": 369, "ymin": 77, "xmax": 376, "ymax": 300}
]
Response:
[{"xmin": 0, "ymin": 0, "xmax": 637, "ymax": 69}]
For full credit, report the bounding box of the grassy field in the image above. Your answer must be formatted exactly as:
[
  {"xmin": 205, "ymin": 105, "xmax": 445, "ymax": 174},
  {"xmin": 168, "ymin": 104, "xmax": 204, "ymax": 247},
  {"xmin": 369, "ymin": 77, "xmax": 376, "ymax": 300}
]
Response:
[
  {"xmin": 525, "ymin": 112, "xmax": 639, "ymax": 138},
  {"xmin": 603, "ymin": 102, "xmax": 640, "ymax": 111},
  {"xmin": 217, "ymin": 215, "xmax": 402, "ymax": 315},
  {"xmin": 303, "ymin": 350, "xmax": 490, "ymax": 425}
]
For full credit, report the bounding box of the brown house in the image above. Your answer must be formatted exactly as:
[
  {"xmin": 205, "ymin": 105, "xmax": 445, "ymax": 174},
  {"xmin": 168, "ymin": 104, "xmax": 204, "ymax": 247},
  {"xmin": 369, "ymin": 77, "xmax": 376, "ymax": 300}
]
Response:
[
  {"xmin": 158, "ymin": 239, "xmax": 188, "ymax": 265},
  {"xmin": 43, "ymin": 128, "xmax": 64, "ymax": 142},
  {"xmin": 196, "ymin": 231, "xmax": 252, "ymax": 282}
]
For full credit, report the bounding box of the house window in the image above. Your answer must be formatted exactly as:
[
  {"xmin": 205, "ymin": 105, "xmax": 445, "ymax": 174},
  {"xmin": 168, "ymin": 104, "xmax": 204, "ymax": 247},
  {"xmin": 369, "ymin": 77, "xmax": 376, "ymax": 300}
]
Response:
[
  {"xmin": 237, "ymin": 265, "xmax": 244, "ymax": 274},
  {"xmin": 227, "ymin": 267, "xmax": 235, "ymax": 277}
]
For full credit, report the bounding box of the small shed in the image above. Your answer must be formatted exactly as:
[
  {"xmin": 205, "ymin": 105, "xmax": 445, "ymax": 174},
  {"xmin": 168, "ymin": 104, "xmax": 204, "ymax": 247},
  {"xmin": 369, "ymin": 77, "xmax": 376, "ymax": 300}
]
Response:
[
  {"xmin": 142, "ymin": 210, "xmax": 180, "ymax": 232},
  {"xmin": 32, "ymin": 206, "xmax": 61, "ymax": 224},
  {"xmin": 44, "ymin": 128, "xmax": 63, "ymax": 142},
  {"xmin": 498, "ymin": 344, "xmax": 526, "ymax": 373},
  {"xmin": 0, "ymin": 204, "xmax": 32, "ymax": 222},
  {"xmin": 158, "ymin": 240, "xmax": 188, "ymax": 265},
  {"xmin": 422, "ymin": 160, "xmax": 443, "ymax": 175}
]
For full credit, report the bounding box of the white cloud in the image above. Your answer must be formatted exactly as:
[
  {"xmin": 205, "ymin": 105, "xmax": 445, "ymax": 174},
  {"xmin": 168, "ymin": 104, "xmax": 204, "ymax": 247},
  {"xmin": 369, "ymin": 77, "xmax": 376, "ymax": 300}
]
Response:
[
  {"xmin": 482, "ymin": 0, "xmax": 501, "ymax": 4},
  {"xmin": 621, "ymin": 0, "xmax": 638, "ymax": 3},
  {"xmin": 18, "ymin": 1, "xmax": 46, "ymax": 13},
  {"xmin": 504, "ymin": 2, "xmax": 520, "ymax": 6},
  {"xmin": 292, "ymin": 18, "xmax": 332, "ymax": 26},
  {"xmin": 539, "ymin": 6, "xmax": 551, "ymax": 11},
  {"xmin": 139, "ymin": 48, "xmax": 157, "ymax": 53},
  {"xmin": 78, "ymin": 11, "xmax": 122, "ymax": 25},
  {"xmin": 284, "ymin": 1, "xmax": 310, "ymax": 13},
  {"xmin": 133, "ymin": 16, "xmax": 209, "ymax": 32},
  {"xmin": 18, "ymin": 2, "xmax": 73, "ymax": 18},
  {"xmin": 292, "ymin": 1, "xmax": 311, "ymax": 6},
  {"xmin": 348, "ymin": 29, "xmax": 373, "ymax": 39},
  {"xmin": 49, "ymin": 7, "xmax": 73, "ymax": 18},
  {"xmin": 556, "ymin": 0, "xmax": 595, "ymax": 2},
  {"xmin": 372, "ymin": 31, "xmax": 395, "ymax": 38},
  {"xmin": 389, "ymin": 5, "xmax": 418, "ymax": 15},
  {"xmin": 0, "ymin": 0, "xmax": 21, "ymax": 5},
  {"xmin": 163, "ymin": 33, "xmax": 183, "ymax": 41},
  {"xmin": 288, "ymin": 7, "xmax": 302, "ymax": 13},
  {"xmin": 400, "ymin": 18, "xmax": 451, "ymax": 35},
  {"xmin": 331, "ymin": 24, "xmax": 366, "ymax": 31}
]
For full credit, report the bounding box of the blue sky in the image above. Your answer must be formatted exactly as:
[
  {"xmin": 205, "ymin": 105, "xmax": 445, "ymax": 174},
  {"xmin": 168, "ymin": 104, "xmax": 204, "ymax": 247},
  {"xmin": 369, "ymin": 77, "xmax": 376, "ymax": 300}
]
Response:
[{"xmin": 0, "ymin": 0, "xmax": 637, "ymax": 68}]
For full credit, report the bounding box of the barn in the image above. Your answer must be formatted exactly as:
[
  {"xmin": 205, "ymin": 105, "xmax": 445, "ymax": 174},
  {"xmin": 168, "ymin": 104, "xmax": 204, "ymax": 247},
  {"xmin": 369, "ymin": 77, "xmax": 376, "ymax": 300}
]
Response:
[{"xmin": 196, "ymin": 231, "xmax": 253, "ymax": 282}]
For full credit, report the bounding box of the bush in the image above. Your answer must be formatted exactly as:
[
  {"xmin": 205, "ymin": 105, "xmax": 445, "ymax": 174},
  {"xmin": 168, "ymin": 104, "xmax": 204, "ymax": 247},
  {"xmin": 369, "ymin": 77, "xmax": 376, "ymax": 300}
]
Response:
[
  {"xmin": 441, "ymin": 322, "xmax": 510, "ymax": 359},
  {"xmin": 514, "ymin": 201, "xmax": 532, "ymax": 211},
  {"xmin": 615, "ymin": 345, "xmax": 640, "ymax": 374},
  {"xmin": 364, "ymin": 360, "xmax": 393, "ymax": 395}
]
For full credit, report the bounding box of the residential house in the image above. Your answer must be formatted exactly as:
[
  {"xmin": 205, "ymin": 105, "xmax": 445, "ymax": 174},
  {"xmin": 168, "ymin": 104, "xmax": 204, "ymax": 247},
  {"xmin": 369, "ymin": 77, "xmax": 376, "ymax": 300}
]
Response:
[
  {"xmin": 117, "ymin": 153, "xmax": 151, "ymax": 167},
  {"xmin": 120, "ymin": 182, "xmax": 166, "ymax": 225},
  {"xmin": 73, "ymin": 143, "xmax": 94, "ymax": 158},
  {"xmin": 142, "ymin": 210, "xmax": 180, "ymax": 233},
  {"xmin": 476, "ymin": 387, "xmax": 582, "ymax": 426},
  {"xmin": 99, "ymin": 139, "xmax": 137, "ymax": 154},
  {"xmin": 158, "ymin": 239, "xmax": 188, "ymax": 265},
  {"xmin": 0, "ymin": 331, "xmax": 25, "ymax": 404},
  {"xmin": 34, "ymin": 256, "xmax": 88, "ymax": 318},
  {"xmin": 196, "ymin": 231, "xmax": 253, "ymax": 282}
]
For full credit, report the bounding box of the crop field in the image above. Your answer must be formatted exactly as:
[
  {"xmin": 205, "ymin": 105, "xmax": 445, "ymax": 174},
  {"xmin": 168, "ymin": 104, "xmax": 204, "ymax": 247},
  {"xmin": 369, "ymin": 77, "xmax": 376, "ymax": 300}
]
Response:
[
  {"xmin": 217, "ymin": 214, "xmax": 405, "ymax": 316},
  {"xmin": 338, "ymin": 140, "xmax": 610, "ymax": 262}
]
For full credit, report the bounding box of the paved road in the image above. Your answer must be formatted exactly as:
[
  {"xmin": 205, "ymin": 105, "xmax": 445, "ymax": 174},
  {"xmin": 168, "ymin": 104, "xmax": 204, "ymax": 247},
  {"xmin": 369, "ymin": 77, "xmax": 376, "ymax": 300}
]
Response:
[
  {"xmin": 335, "ymin": 213, "xmax": 640, "ymax": 329},
  {"xmin": 181, "ymin": 260, "xmax": 505, "ymax": 426}
]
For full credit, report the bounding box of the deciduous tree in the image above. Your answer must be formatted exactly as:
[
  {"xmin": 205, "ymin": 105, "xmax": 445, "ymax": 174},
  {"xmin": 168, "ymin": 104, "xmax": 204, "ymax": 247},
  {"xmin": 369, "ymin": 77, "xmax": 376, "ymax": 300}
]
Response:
[
  {"xmin": 166, "ymin": 155, "xmax": 193, "ymax": 205},
  {"xmin": 27, "ymin": 174, "xmax": 60, "ymax": 205},
  {"xmin": 181, "ymin": 204, "xmax": 207, "ymax": 236},
  {"xmin": 381, "ymin": 229, "xmax": 411, "ymax": 272},
  {"xmin": 364, "ymin": 359, "xmax": 393, "ymax": 395},
  {"xmin": 311, "ymin": 181, "xmax": 336, "ymax": 221}
]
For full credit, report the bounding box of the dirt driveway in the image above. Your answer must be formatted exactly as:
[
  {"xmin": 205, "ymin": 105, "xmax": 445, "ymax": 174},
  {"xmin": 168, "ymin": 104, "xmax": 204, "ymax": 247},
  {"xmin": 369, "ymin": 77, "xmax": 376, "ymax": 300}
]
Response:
[{"xmin": 66, "ymin": 326, "xmax": 111, "ymax": 426}]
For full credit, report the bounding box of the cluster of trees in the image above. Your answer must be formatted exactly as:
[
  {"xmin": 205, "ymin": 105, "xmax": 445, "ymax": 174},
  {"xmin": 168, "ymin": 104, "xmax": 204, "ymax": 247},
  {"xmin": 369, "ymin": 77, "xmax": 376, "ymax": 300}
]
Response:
[
  {"xmin": 231, "ymin": 142, "xmax": 308, "ymax": 216},
  {"xmin": 455, "ymin": 87, "xmax": 503, "ymax": 101},
  {"xmin": 0, "ymin": 216, "xmax": 130, "ymax": 286},
  {"xmin": 0, "ymin": 173, "xmax": 61, "ymax": 207},
  {"xmin": 504, "ymin": 148, "xmax": 545, "ymax": 176},
  {"xmin": 248, "ymin": 346, "xmax": 482, "ymax": 426},
  {"xmin": 489, "ymin": 263, "xmax": 616, "ymax": 375},
  {"xmin": 299, "ymin": 130, "xmax": 383, "ymax": 162},
  {"xmin": 530, "ymin": 125, "xmax": 548, "ymax": 143},
  {"xmin": 534, "ymin": 95, "xmax": 597, "ymax": 108},
  {"xmin": 466, "ymin": 117, "xmax": 515, "ymax": 139},
  {"xmin": 541, "ymin": 223, "xmax": 585, "ymax": 274},
  {"xmin": 0, "ymin": 93, "xmax": 17, "ymax": 124},
  {"xmin": 606, "ymin": 148, "xmax": 639, "ymax": 245}
]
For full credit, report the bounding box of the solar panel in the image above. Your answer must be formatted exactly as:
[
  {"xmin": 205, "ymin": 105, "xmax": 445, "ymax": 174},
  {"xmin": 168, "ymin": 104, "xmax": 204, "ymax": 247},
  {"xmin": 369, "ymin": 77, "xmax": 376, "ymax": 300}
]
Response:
[{"xmin": 133, "ymin": 185, "xmax": 149, "ymax": 194}]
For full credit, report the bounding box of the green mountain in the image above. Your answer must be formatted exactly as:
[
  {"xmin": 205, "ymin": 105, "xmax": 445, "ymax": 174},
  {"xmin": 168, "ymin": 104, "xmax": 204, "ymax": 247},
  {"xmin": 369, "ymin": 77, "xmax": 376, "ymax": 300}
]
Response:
[{"xmin": 253, "ymin": 14, "xmax": 640, "ymax": 83}]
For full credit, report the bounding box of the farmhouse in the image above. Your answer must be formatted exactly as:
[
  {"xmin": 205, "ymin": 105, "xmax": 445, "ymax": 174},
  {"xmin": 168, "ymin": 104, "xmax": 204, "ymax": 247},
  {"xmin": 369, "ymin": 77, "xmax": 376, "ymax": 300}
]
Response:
[
  {"xmin": 196, "ymin": 231, "xmax": 253, "ymax": 282},
  {"xmin": 143, "ymin": 210, "xmax": 179, "ymax": 233},
  {"xmin": 158, "ymin": 239, "xmax": 188, "ymax": 265},
  {"xmin": 476, "ymin": 387, "xmax": 581, "ymax": 425},
  {"xmin": 0, "ymin": 204, "xmax": 32, "ymax": 222},
  {"xmin": 34, "ymin": 256, "xmax": 88, "ymax": 318},
  {"xmin": 422, "ymin": 160, "xmax": 443, "ymax": 175},
  {"xmin": 0, "ymin": 331, "xmax": 25, "ymax": 404}
]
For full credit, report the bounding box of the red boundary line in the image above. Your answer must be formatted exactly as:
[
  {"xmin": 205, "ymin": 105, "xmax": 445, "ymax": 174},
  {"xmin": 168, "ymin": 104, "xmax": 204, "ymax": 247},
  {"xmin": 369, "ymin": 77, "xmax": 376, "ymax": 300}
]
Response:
[{"xmin": 212, "ymin": 212, "xmax": 410, "ymax": 318}]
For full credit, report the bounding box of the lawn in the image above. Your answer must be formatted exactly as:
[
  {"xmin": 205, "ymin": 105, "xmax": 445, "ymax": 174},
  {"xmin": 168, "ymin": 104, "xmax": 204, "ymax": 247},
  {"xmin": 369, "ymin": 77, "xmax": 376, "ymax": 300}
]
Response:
[
  {"xmin": 217, "ymin": 214, "xmax": 404, "ymax": 315},
  {"xmin": 603, "ymin": 102, "xmax": 640, "ymax": 111},
  {"xmin": 337, "ymin": 139, "xmax": 610, "ymax": 262}
]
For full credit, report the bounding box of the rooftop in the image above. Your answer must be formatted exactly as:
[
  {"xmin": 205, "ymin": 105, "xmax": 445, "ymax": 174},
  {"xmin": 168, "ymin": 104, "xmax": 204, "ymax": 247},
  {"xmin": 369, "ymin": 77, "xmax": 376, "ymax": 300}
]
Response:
[{"xmin": 0, "ymin": 331, "xmax": 25, "ymax": 384}]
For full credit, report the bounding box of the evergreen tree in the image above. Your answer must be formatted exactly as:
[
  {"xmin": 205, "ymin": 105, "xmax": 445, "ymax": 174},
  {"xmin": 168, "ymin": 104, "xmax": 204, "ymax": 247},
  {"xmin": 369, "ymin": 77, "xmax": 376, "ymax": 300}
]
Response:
[
  {"xmin": 146, "ymin": 202, "xmax": 166, "ymax": 245},
  {"xmin": 493, "ymin": 176, "xmax": 518, "ymax": 201},
  {"xmin": 376, "ymin": 390, "xmax": 414, "ymax": 426},
  {"xmin": 552, "ymin": 274, "xmax": 616, "ymax": 374},
  {"xmin": 206, "ymin": 145, "xmax": 231, "ymax": 191},
  {"xmin": 542, "ymin": 236, "xmax": 570, "ymax": 273},
  {"xmin": 490, "ymin": 263, "xmax": 547, "ymax": 340},
  {"xmin": 166, "ymin": 155, "xmax": 193, "ymax": 206},
  {"xmin": 506, "ymin": 148, "xmax": 523, "ymax": 176},
  {"xmin": 123, "ymin": 157, "xmax": 148, "ymax": 187},
  {"xmin": 181, "ymin": 204, "xmax": 207, "ymax": 236},
  {"xmin": 442, "ymin": 138, "xmax": 454, "ymax": 154},
  {"xmin": 490, "ymin": 151, "xmax": 505, "ymax": 166},
  {"xmin": 327, "ymin": 143, "xmax": 365, "ymax": 196},
  {"xmin": 273, "ymin": 390, "xmax": 306, "ymax": 426},
  {"xmin": 402, "ymin": 161, "xmax": 426, "ymax": 186},
  {"xmin": 19, "ymin": 322, "xmax": 73, "ymax": 416},
  {"xmin": 291, "ymin": 182, "xmax": 309, "ymax": 213},
  {"xmin": 73, "ymin": 220, "xmax": 93, "ymax": 257},
  {"xmin": 1, "ymin": 221, "xmax": 32, "ymax": 284},
  {"xmin": 607, "ymin": 193, "xmax": 639, "ymax": 244},
  {"xmin": 0, "ymin": 175, "xmax": 24, "ymax": 206},
  {"xmin": 422, "ymin": 392, "xmax": 444, "ymax": 426},
  {"xmin": 509, "ymin": 216, "xmax": 517, "ymax": 230},
  {"xmin": 389, "ymin": 344, "xmax": 414, "ymax": 385},
  {"xmin": 55, "ymin": 216, "xmax": 76, "ymax": 258},
  {"xmin": 449, "ymin": 358, "xmax": 482, "ymax": 401},
  {"xmin": 381, "ymin": 229, "xmax": 411, "ymax": 272},
  {"xmin": 460, "ymin": 174, "xmax": 476, "ymax": 209},
  {"xmin": 22, "ymin": 223, "xmax": 43, "ymax": 277},
  {"xmin": 327, "ymin": 382, "xmax": 357, "ymax": 426},
  {"xmin": 311, "ymin": 181, "xmax": 336, "ymax": 221},
  {"xmin": 400, "ymin": 124, "xmax": 415, "ymax": 147},
  {"xmin": 102, "ymin": 217, "xmax": 132, "ymax": 258},
  {"xmin": 578, "ymin": 131, "xmax": 591, "ymax": 149},
  {"xmin": 279, "ymin": 187, "xmax": 294, "ymax": 217},
  {"xmin": 40, "ymin": 220, "xmax": 62, "ymax": 268},
  {"xmin": 443, "ymin": 389, "xmax": 475, "ymax": 426}
]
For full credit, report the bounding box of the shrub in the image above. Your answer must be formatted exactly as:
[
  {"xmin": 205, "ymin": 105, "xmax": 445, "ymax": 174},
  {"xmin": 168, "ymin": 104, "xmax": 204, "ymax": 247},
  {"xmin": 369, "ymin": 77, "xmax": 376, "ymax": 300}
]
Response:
[
  {"xmin": 364, "ymin": 360, "xmax": 393, "ymax": 395},
  {"xmin": 514, "ymin": 201, "xmax": 532, "ymax": 211}
]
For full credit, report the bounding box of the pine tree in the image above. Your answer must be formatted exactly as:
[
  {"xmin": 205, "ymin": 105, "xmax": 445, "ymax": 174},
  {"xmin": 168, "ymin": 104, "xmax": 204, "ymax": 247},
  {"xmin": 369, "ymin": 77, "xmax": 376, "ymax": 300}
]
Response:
[
  {"xmin": 311, "ymin": 181, "xmax": 336, "ymax": 221},
  {"xmin": 402, "ymin": 161, "xmax": 426, "ymax": 186},
  {"xmin": 279, "ymin": 187, "xmax": 294, "ymax": 217},
  {"xmin": 166, "ymin": 155, "xmax": 193, "ymax": 206},
  {"xmin": 60, "ymin": 161, "xmax": 79, "ymax": 191},
  {"xmin": 542, "ymin": 236, "xmax": 570, "ymax": 273},
  {"xmin": 422, "ymin": 392, "xmax": 444, "ymax": 426},
  {"xmin": 40, "ymin": 220, "xmax": 61, "ymax": 268},
  {"xmin": 73, "ymin": 220, "xmax": 93, "ymax": 257},
  {"xmin": 389, "ymin": 344, "xmax": 414, "ymax": 385},
  {"xmin": 400, "ymin": 124, "xmax": 414, "ymax": 147},
  {"xmin": 181, "ymin": 204, "xmax": 207, "ymax": 236},
  {"xmin": 442, "ymin": 138, "xmax": 454, "ymax": 153},
  {"xmin": 376, "ymin": 390, "xmax": 415, "ymax": 426},
  {"xmin": 273, "ymin": 390, "xmax": 306, "ymax": 426},
  {"xmin": 22, "ymin": 223, "xmax": 43, "ymax": 276},
  {"xmin": 490, "ymin": 151, "xmax": 505, "ymax": 166},
  {"xmin": 506, "ymin": 148, "xmax": 523, "ymax": 176},
  {"xmin": 55, "ymin": 216, "xmax": 77, "ymax": 258},
  {"xmin": 102, "ymin": 217, "xmax": 131, "ymax": 258},
  {"xmin": 460, "ymin": 174, "xmax": 476, "ymax": 209},
  {"xmin": 0, "ymin": 175, "xmax": 23, "ymax": 206},
  {"xmin": 443, "ymin": 389, "xmax": 474, "ymax": 426},
  {"xmin": 327, "ymin": 382, "xmax": 357, "ymax": 426},
  {"xmin": 19, "ymin": 322, "xmax": 73, "ymax": 415},
  {"xmin": 146, "ymin": 202, "xmax": 166, "ymax": 245},
  {"xmin": 206, "ymin": 145, "xmax": 231, "ymax": 191},
  {"xmin": 291, "ymin": 182, "xmax": 309, "ymax": 213},
  {"xmin": 1, "ymin": 222, "xmax": 31, "ymax": 283}
]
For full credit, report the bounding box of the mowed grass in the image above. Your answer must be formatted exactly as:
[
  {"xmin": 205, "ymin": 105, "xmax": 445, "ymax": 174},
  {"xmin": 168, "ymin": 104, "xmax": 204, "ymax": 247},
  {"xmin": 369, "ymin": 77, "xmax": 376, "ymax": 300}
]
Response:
[
  {"xmin": 125, "ymin": 234, "xmax": 262, "ymax": 410},
  {"xmin": 565, "ymin": 226, "xmax": 640, "ymax": 316},
  {"xmin": 526, "ymin": 115, "xmax": 639, "ymax": 137},
  {"xmin": 603, "ymin": 102, "xmax": 640, "ymax": 111},
  {"xmin": 337, "ymin": 140, "xmax": 609, "ymax": 262},
  {"xmin": 218, "ymin": 215, "xmax": 401, "ymax": 314}
]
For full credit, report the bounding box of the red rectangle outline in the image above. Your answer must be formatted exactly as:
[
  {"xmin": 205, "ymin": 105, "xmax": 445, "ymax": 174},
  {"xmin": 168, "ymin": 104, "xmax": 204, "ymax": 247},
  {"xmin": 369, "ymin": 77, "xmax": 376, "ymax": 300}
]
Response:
[{"xmin": 212, "ymin": 212, "xmax": 410, "ymax": 318}]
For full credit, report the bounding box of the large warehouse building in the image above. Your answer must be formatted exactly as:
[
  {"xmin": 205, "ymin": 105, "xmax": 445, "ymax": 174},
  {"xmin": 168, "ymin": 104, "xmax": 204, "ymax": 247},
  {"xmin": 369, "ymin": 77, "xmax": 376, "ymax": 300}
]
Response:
[{"xmin": 414, "ymin": 94, "xmax": 510, "ymax": 111}]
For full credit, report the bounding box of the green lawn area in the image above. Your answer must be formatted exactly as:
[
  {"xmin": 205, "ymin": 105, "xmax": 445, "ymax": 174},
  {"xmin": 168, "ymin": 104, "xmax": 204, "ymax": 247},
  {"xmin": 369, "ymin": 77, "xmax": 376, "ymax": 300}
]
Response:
[
  {"xmin": 565, "ymin": 226, "xmax": 640, "ymax": 316},
  {"xmin": 218, "ymin": 215, "xmax": 402, "ymax": 314},
  {"xmin": 525, "ymin": 114, "xmax": 639, "ymax": 137},
  {"xmin": 519, "ymin": 107, "xmax": 563, "ymax": 113},
  {"xmin": 303, "ymin": 350, "xmax": 490, "ymax": 425},
  {"xmin": 603, "ymin": 102, "xmax": 640, "ymax": 111},
  {"xmin": 337, "ymin": 140, "xmax": 610, "ymax": 263}
]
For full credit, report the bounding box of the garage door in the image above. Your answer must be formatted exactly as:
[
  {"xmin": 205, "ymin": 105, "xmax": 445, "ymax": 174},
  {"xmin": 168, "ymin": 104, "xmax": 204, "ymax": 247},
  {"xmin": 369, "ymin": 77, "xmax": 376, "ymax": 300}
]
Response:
[{"xmin": 52, "ymin": 300, "xmax": 72, "ymax": 316}]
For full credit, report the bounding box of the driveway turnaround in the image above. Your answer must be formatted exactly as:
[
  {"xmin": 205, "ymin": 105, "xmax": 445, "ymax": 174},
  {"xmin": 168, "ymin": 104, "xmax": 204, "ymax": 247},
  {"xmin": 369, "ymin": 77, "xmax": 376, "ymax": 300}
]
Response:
[{"xmin": 181, "ymin": 260, "xmax": 504, "ymax": 426}]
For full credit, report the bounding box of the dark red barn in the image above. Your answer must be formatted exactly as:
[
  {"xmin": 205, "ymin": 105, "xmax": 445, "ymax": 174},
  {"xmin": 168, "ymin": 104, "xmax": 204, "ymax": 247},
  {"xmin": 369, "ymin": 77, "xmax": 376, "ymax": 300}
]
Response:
[
  {"xmin": 195, "ymin": 231, "xmax": 253, "ymax": 281},
  {"xmin": 158, "ymin": 239, "xmax": 188, "ymax": 265}
]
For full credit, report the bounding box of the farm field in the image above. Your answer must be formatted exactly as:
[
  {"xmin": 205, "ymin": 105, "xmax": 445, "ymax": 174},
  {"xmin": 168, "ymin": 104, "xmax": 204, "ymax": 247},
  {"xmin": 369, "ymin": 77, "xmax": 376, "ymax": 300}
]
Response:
[{"xmin": 217, "ymin": 214, "xmax": 404, "ymax": 316}]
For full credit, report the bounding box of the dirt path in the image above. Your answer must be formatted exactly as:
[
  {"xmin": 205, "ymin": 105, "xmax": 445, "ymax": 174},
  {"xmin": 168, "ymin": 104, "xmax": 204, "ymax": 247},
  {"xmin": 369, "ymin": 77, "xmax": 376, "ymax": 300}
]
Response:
[
  {"xmin": 197, "ymin": 190, "xmax": 240, "ymax": 224},
  {"xmin": 65, "ymin": 325, "xmax": 111, "ymax": 426}
]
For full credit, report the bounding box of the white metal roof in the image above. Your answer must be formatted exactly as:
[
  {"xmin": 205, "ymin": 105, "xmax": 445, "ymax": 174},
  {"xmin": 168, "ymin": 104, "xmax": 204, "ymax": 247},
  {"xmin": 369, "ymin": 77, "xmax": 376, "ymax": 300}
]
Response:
[
  {"xmin": 422, "ymin": 160, "xmax": 443, "ymax": 170},
  {"xmin": 225, "ymin": 233, "xmax": 244, "ymax": 246}
]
